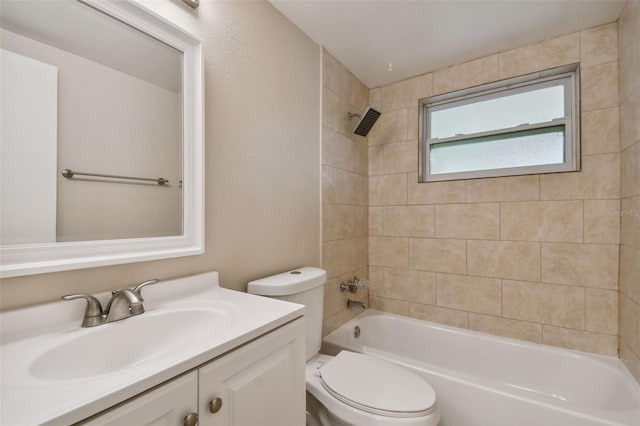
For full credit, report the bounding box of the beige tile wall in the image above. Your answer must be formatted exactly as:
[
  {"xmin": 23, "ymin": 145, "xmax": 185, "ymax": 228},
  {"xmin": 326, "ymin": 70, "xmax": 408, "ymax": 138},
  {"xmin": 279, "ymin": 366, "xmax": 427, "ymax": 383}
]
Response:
[
  {"xmin": 322, "ymin": 50, "xmax": 370, "ymax": 335},
  {"xmin": 367, "ymin": 23, "xmax": 622, "ymax": 356},
  {"xmin": 618, "ymin": 0, "xmax": 640, "ymax": 382}
]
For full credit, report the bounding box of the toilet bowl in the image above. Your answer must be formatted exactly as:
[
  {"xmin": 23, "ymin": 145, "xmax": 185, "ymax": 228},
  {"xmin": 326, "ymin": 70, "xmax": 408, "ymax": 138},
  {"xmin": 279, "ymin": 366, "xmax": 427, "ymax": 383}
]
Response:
[{"xmin": 247, "ymin": 267, "xmax": 440, "ymax": 426}]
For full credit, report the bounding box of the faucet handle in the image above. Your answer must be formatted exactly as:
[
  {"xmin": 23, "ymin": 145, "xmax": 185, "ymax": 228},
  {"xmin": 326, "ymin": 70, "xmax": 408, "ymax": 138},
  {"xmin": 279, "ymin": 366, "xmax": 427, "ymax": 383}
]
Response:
[
  {"xmin": 351, "ymin": 277, "xmax": 369, "ymax": 288},
  {"xmin": 339, "ymin": 277, "xmax": 369, "ymax": 293},
  {"xmin": 133, "ymin": 279, "xmax": 159, "ymax": 297},
  {"xmin": 62, "ymin": 294, "xmax": 104, "ymax": 327}
]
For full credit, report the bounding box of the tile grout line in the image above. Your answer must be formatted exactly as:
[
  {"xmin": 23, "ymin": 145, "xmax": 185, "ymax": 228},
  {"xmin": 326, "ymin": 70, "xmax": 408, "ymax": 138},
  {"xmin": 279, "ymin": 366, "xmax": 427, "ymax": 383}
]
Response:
[
  {"xmin": 583, "ymin": 286, "xmax": 587, "ymax": 332},
  {"xmin": 500, "ymin": 279, "xmax": 504, "ymax": 318},
  {"xmin": 465, "ymin": 239, "xmax": 469, "ymax": 276},
  {"xmin": 539, "ymin": 240, "xmax": 542, "ymax": 283}
]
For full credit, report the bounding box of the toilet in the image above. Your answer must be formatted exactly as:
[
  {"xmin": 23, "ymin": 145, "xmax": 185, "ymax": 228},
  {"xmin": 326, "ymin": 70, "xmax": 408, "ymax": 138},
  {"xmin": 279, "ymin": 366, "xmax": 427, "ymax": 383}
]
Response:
[{"xmin": 248, "ymin": 267, "xmax": 440, "ymax": 426}]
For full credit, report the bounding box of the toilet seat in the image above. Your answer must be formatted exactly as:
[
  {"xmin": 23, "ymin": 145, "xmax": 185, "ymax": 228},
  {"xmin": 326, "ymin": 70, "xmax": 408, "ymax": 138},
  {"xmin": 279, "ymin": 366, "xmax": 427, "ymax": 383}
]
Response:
[{"xmin": 318, "ymin": 351, "xmax": 437, "ymax": 418}]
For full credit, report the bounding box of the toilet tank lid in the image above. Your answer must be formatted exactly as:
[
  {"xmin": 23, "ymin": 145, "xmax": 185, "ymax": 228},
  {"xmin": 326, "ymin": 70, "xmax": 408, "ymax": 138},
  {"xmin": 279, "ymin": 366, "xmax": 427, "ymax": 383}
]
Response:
[{"xmin": 247, "ymin": 267, "xmax": 326, "ymax": 296}]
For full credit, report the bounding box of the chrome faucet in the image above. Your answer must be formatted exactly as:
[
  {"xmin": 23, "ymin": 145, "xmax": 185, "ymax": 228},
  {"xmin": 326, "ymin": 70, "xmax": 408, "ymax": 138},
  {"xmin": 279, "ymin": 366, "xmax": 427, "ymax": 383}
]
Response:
[
  {"xmin": 62, "ymin": 279, "xmax": 159, "ymax": 327},
  {"xmin": 104, "ymin": 288, "xmax": 145, "ymax": 322},
  {"xmin": 60, "ymin": 293, "xmax": 104, "ymax": 327},
  {"xmin": 347, "ymin": 299, "xmax": 367, "ymax": 310},
  {"xmin": 339, "ymin": 277, "xmax": 368, "ymax": 294}
]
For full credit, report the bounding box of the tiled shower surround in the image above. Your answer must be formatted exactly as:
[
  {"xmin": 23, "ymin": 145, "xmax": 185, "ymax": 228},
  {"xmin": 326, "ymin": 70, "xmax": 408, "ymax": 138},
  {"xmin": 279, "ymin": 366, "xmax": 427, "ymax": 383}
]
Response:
[
  {"xmin": 321, "ymin": 49, "xmax": 370, "ymax": 335},
  {"xmin": 367, "ymin": 23, "xmax": 621, "ymax": 356},
  {"xmin": 321, "ymin": 3, "xmax": 639, "ymax": 383},
  {"xmin": 366, "ymin": 24, "xmax": 621, "ymax": 357}
]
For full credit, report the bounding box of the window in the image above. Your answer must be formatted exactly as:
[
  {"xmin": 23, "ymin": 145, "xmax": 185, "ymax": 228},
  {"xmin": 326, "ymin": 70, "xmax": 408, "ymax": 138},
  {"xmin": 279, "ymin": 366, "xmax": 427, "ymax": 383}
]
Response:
[{"xmin": 419, "ymin": 64, "xmax": 580, "ymax": 182}]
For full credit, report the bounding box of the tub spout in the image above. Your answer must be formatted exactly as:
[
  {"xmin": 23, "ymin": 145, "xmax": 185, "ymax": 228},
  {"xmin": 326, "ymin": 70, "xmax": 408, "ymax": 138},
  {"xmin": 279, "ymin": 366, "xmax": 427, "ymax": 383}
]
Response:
[{"xmin": 347, "ymin": 299, "xmax": 367, "ymax": 310}]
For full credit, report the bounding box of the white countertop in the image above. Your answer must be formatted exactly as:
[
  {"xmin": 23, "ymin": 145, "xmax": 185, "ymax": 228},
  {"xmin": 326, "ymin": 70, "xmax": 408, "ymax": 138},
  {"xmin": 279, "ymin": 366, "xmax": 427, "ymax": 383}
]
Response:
[{"xmin": 0, "ymin": 271, "xmax": 304, "ymax": 425}]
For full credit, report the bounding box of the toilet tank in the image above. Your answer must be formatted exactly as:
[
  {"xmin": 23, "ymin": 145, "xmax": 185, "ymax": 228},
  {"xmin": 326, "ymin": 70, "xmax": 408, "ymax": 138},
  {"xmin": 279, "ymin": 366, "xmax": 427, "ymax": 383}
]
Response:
[{"xmin": 248, "ymin": 267, "xmax": 326, "ymax": 361}]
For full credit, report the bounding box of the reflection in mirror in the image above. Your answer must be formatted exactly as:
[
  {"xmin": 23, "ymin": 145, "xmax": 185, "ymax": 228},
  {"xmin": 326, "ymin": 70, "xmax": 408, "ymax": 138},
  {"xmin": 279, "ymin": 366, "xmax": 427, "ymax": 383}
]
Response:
[
  {"xmin": 0, "ymin": 0, "xmax": 203, "ymax": 278},
  {"xmin": 0, "ymin": 0, "xmax": 183, "ymax": 245}
]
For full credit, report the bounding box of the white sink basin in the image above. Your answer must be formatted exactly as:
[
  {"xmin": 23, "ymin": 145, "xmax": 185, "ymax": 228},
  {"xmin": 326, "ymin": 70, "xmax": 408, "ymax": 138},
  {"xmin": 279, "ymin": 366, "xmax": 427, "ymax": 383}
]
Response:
[
  {"xmin": 0, "ymin": 271, "xmax": 304, "ymax": 426},
  {"xmin": 29, "ymin": 308, "xmax": 230, "ymax": 381}
]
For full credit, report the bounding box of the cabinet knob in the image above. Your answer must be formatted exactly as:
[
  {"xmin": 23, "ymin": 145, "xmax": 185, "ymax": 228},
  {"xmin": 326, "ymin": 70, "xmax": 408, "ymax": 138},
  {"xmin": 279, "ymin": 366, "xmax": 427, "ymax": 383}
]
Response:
[
  {"xmin": 209, "ymin": 397, "xmax": 223, "ymax": 413},
  {"xmin": 184, "ymin": 412, "xmax": 198, "ymax": 426}
]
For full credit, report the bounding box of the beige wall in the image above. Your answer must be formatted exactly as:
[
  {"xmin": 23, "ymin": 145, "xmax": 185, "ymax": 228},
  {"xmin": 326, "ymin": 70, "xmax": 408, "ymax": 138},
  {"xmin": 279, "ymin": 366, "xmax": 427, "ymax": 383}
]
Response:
[
  {"xmin": 618, "ymin": 0, "xmax": 640, "ymax": 382},
  {"xmin": 1, "ymin": 28, "xmax": 182, "ymax": 242},
  {"xmin": 367, "ymin": 24, "xmax": 621, "ymax": 356},
  {"xmin": 321, "ymin": 50, "xmax": 370, "ymax": 335},
  {"xmin": 0, "ymin": 0, "xmax": 321, "ymax": 310}
]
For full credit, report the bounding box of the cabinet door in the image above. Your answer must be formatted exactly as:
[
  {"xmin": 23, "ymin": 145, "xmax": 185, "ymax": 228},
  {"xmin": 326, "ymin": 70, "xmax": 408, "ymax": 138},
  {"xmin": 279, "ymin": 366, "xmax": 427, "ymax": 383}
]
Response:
[
  {"xmin": 81, "ymin": 371, "xmax": 198, "ymax": 426},
  {"xmin": 198, "ymin": 319, "xmax": 305, "ymax": 426}
]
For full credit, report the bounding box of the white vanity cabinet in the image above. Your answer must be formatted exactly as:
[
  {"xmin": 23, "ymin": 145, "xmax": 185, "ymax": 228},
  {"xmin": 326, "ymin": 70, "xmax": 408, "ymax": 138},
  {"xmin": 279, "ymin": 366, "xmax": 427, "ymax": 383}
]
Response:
[
  {"xmin": 198, "ymin": 317, "xmax": 305, "ymax": 426},
  {"xmin": 81, "ymin": 372, "xmax": 198, "ymax": 426},
  {"xmin": 82, "ymin": 319, "xmax": 305, "ymax": 426}
]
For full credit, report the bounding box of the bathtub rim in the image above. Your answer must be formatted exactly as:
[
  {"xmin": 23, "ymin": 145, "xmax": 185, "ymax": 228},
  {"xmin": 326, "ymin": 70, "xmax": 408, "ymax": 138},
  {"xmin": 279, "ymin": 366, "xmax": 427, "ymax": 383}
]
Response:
[
  {"xmin": 323, "ymin": 309, "xmax": 637, "ymax": 380},
  {"xmin": 321, "ymin": 309, "xmax": 640, "ymax": 426}
]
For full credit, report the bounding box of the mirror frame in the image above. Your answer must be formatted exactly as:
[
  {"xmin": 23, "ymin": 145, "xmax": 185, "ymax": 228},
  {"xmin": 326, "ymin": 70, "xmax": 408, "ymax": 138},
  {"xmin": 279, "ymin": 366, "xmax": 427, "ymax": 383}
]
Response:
[{"xmin": 0, "ymin": 0, "xmax": 204, "ymax": 278}]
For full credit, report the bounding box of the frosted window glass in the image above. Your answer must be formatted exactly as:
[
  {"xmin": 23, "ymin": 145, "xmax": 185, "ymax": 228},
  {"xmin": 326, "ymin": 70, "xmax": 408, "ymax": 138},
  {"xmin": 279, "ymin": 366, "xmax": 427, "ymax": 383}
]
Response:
[
  {"xmin": 430, "ymin": 126, "xmax": 565, "ymax": 175},
  {"xmin": 430, "ymin": 84, "xmax": 565, "ymax": 139}
]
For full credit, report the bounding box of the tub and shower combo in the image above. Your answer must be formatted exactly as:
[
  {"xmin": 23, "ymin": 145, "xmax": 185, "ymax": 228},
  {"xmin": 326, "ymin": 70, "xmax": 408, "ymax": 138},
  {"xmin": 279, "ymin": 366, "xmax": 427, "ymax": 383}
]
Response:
[
  {"xmin": 323, "ymin": 310, "xmax": 640, "ymax": 426},
  {"xmin": 249, "ymin": 268, "xmax": 639, "ymax": 425}
]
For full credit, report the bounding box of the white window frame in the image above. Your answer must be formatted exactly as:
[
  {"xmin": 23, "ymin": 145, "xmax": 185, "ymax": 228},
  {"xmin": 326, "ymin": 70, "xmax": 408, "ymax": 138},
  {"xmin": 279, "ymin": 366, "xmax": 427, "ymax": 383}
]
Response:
[{"xmin": 419, "ymin": 63, "xmax": 580, "ymax": 182}]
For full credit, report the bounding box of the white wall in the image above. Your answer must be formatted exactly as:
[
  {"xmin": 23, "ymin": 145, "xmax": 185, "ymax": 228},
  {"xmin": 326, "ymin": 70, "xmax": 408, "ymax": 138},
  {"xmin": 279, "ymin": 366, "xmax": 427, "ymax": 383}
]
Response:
[
  {"xmin": 0, "ymin": 49, "xmax": 57, "ymax": 245},
  {"xmin": 0, "ymin": 0, "xmax": 321, "ymax": 310}
]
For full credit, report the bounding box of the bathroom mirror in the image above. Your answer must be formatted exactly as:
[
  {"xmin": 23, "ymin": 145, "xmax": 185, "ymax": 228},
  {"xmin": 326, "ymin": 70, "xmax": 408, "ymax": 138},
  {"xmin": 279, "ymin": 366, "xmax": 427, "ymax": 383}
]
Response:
[{"xmin": 0, "ymin": 0, "xmax": 204, "ymax": 277}]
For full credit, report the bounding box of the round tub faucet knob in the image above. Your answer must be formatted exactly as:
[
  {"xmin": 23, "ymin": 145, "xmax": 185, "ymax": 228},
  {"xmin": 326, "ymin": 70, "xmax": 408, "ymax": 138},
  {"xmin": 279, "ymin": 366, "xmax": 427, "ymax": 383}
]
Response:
[{"xmin": 339, "ymin": 277, "xmax": 368, "ymax": 293}]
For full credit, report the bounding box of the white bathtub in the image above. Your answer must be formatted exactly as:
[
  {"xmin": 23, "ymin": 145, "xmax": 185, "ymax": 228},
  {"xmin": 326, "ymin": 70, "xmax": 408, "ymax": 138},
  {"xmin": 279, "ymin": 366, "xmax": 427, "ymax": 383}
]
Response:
[{"xmin": 321, "ymin": 310, "xmax": 640, "ymax": 426}]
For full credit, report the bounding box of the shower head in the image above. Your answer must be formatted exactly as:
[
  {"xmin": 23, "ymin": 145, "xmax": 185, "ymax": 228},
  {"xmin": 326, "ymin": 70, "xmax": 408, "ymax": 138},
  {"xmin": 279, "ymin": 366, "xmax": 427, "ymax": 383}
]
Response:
[{"xmin": 348, "ymin": 107, "xmax": 381, "ymax": 137}]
